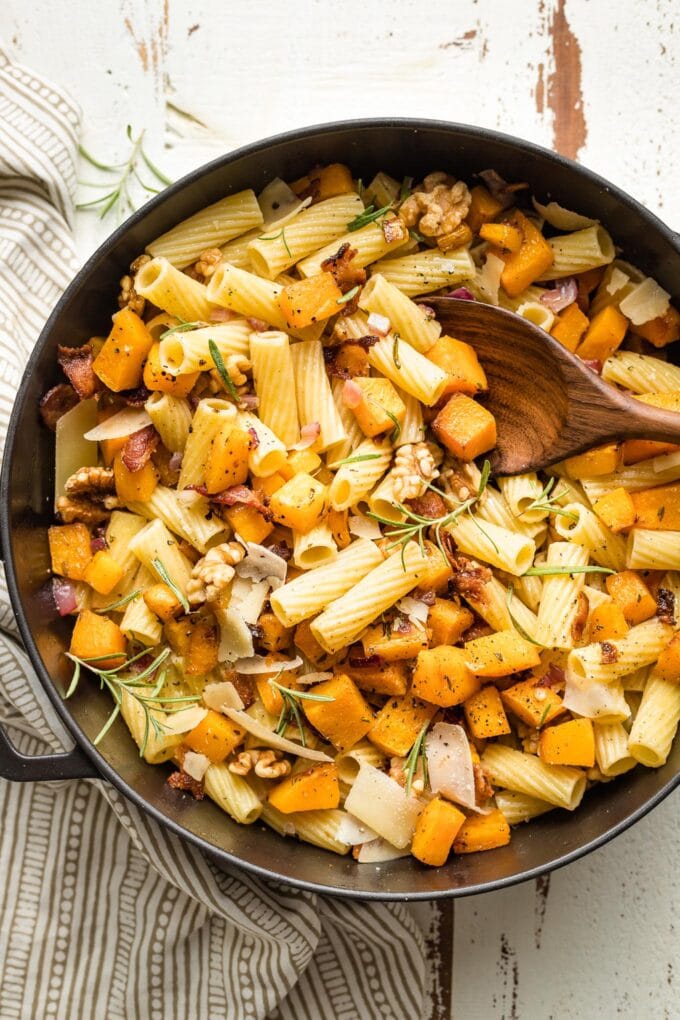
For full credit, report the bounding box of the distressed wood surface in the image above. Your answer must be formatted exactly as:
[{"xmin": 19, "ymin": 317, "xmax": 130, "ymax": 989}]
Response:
[{"xmin": 4, "ymin": 1, "xmax": 679, "ymax": 1017}]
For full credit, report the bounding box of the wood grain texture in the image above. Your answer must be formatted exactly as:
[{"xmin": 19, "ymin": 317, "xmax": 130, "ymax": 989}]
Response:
[{"xmin": 2, "ymin": 1, "xmax": 679, "ymax": 1016}]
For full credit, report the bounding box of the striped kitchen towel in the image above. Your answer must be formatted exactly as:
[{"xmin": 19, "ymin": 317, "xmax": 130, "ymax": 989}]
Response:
[{"xmin": 0, "ymin": 48, "xmax": 426, "ymax": 1020}]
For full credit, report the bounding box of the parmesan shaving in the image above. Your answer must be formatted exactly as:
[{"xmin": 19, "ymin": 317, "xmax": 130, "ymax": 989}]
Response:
[
  {"xmin": 532, "ymin": 198, "xmax": 598, "ymax": 231},
  {"xmin": 233, "ymin": 654, "xmax": 302, "ymax": 675},
  {"xmin": 235, "ymin": 540, "xmax": 288, "ymax": 589},
  {"xmin": 335, "ymin": 813, "xmax": 380, "ymax": 846},
  {"xmin": 182, "ymin": 751, "xmax": 211, "ymax": 782},
  {"xmin": 203, "ymin": 681, "xmax": 245, "ymax": 712},
  {"xmin": 356, "ymin": 838, "xmax": 410, "ymax": 863},
  {"xmin": 473, "ymin": 252, "xmax": 504, "ymax": 305},
  {"xmin": 161, "ymin": 706, "xmax": 207, "ymax": 734},
  {"xmin": 367, "ymin": 312, "xmax": 391, "ymax": 335},
  {"xmin": 296, "ymin": 671, "xmax": 333, "ymax": 686},
  {"xmin": 348, "ymin": 514, "xmax": 383, "ymax": 540},
  {"xmin": 221, "ymin": 707, "xmax": 333, "ymax": 761},
  {"xmin": 396, "ymin": 596, "xmax": 430, "ymax": 629},
  {"xmin": 258, "ymin": 177, "xmax": 312, "ymax": 230},
  {"xmin": 605, "ymin": 267, "xmax": 630, "ymax": 295},
  {"xmin": 215, "ymin": 605, "xmax": 254, "ymax": 662},
  {"xmin": 426, "ymin": 722, "xmax": 477, "ymax": 811},
  {"xmin": 229, "ymin": 576, "xmax": 271, "ymax": 625},
  {"xmin": 83, "ymin": 407, "xmax": 152, "ymax": 441},
  {"xmin": 619, "ymin": 277, "xmax": 671, "ymax": 326}
]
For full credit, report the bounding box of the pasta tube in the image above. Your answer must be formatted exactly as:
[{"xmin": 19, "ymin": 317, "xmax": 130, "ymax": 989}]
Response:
[
  {"xmin": 146, "ymin": 190, "xmax": 263, "ymax": 267},
  {"xmin": 482, "ymin": 744, "xmax": 586, "ymax": 810},
  {"xmin": 135, "ymin": 257, "xmax": 214, "ymax": 321}
]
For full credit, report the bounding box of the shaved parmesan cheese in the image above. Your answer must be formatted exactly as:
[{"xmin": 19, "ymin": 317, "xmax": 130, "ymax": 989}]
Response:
[
  {"xmin": 234, "ymin": 654, "xmax": 302, "ymax": 675},
  {"xmin": 336, "ymin": 813, "xmax": 379, "ymax": 846},
  {"xmin": 258, "ymin": 177, "xmax": 312, "ymax": 230},
  {"xmin": 215, "ymin": 605, "xmax": 254, "ymax": 662},
  {"xmin": 176, "ymin": 489, "xmax": 207, "ymax": 509},
  {"xmin": 84, "ymin": 407, "xmax": 152, "ymax": 441},
  {"xmin": 348, "ymin": 514, "xmax": 383, "ymax": 540},
  {"xmin": 162, "ymin": 706, "xmax": 207, "ymax": 734},
  {"xmin": 356, "ymin": 838, "xmax": 410, "ymax": 863},
  {"xmin": 473, "ymin": 252, "xmax": 504, "ymax": 305},
  {"xmin": 619, "ymin": 277, "xmax": 671, "ymax": 325},
  {"xmin": 532, "ymin": 198, "xmax": 598, "ymax": 231},
  {"xmin": 182, "ymin": 751, "xmax": 211, "ymax": 781},
  {"xmin": 221, "ymin": 707, "xmax": 333, "ymax": 761},
  {"xmin": 344, "ymin": 764, "xmax": 423, "ymax": 848},
  {"xmin": 367, "ymin": 312, "xmax": 391, "ymax": 335},
  {"xmin": 229, "ymin": 576, "xmax": 271, "ymax": 625},
  {"xmin": 563, "ymin": 673, "xmax": 630, "ymax": 722},
  {"xmin": 606, "ymin": 267, "xmax": 630, "ymax": 295},
  {"xmin": 396, "ymin": 596, "xmax": 430, "ymax": 629},
  {"xmin": 203, "ymin": 681, "xmax": 245, "ymax": 712},
  {"xmin": 236, "ymin": 540, "xmax": 288, "ymax": 590},
  {"xmin": 426, "ymin": 722, "xmax": 477, "ymax": 811},
  {"xmin": 296, "ymin": 671, "xmax": 333, "ymax": 686}
]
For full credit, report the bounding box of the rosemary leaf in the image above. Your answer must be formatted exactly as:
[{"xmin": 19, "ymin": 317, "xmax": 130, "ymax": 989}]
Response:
[
  {"xmin": 346, "ymin": 203, "xmax": 392, "ymax": 232},
  {"xmin": 336, "ymin": 285, "xmax": 360, "ymax": 305},
  {"xmin": 152, "ymin": 558, "xmax": 190, "ymax": 612},
  {"xmin": 505, "ymin": 585, "xmax": 547, "ymax": 647},
  {"xmin": 97, "ymin": 588, "xmax": 143, "ymax": 613},
  {"xmin": 335, "ymin": 454, "xmax": 383, "ymax": 466},
  {"xmin": 159, "ymin": 320, "xmax": 205, "ymax": 339},
  {"xmin": 392, "ymin": 334, "xmax": 401, "ymax": 369},
  {"xmin": 208, "ymin": 338, "xmax": 241, "ymax": 403}
]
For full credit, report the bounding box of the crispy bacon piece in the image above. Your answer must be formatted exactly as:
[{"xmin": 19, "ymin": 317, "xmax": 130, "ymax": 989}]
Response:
[
  {"xmin": 445, "ymin": 547, "xmax": 492, "ymax": 601},
  {"xmin": 473, "ymin": 762, "xmax": 494, "ymax": 804},
  {"xmin": 407, "ymin": 491, "xmax": 447, "ymax": 520},
  {"xmin": 247, "ymin": 426, "xmax": 260, "ymax": 449},
  {"xmin": 656, "ymin": 587, "xmax": 676, "ymax": 625},
  {"xmin": 39, "ymin": 383, "xmax": 79, "ymax": 430},
  {"xmin": 188, "ymin": 483, "xmax": 272, "ymax": 519},
  {"xmin": 122, "ymin": 425, "xmax": 160, "ymax": 473},
  {"xmin": 167, "ymin": 770, "xmax": 205, "ymax": 800},
  {"xmin": 348, "ymin": 653, "xmax": 384, "ymax": 669},
  {"xmin": 266, "ymin": 541, "xmax": 292, "ymax": 561},
  {"xmin": 321, "ymin": 243, "xmax": 367, "ymax": 295},
  {"xmin": 57, "ymin": 344, "xmax": 98, "ymax": 399},
  {"xmin": 570, "ymin": 591, "xmax": 589, "ymax": 645},
  {"xmin": 600, "ymin": 641, "xmax": 619, "ymax": 664},
  {"xmin": 226, "ymin": 672, "xmax": 256, "ymax": 709},
  {"xmin": 536, "ymin": 663, "xmax": 566, "ymax": 689},
  {"xmin": 119, "ymin": 386, "xmax": 152, "ymax": 406}
]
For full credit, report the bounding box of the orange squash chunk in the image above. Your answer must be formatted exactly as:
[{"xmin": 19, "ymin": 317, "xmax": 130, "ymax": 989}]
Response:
[
  {"xmin": 69, "ymin": 609, "xmax": 126, "ymax": 669},
  {"xmin": 605, "ymin": 570, "xmax": 657, "ymax": 625},
  {"xmin": 428, "ymin": 598, "xmax": 474, "ymax": 646},
  {"xmin": 351, "ymin": 377, "xmax": 406, "ymax": 436},
  {"xmin": 500, "ymin": 211, "xmax": 554, "ymax": 297},
  {"xmin": 631, "ymin": 483, "xmax": 680, "ymax": 530},
  {"xmin": 367, "ymin": 694, "xmax": 437, "ymax": 757},
  {"xmin": 302, "ymin": 674, "xmax": 373, "ymax": 752},
  {"xmin": 142, "ymin": 343, "xmax": 198, "ymax": 396},
  {"xmin": 539, "ymin": 717, "xmax": 595, "ymax": 767},
  {"xmin": 464, "ymin": 631, "xmax": 541, "ymax": 677},
  {"xmin": 464, "ymin": 686, "xmax": 511, "ymax": 739},
  {"xmin": 576, "ymin": 305, "xmax": 628, "ymax": 362},
  {"xmin": 412, "ymin": 646, "xmax": 480, "ymax": 707},
  {"xmin": 565, "ymin": 443, "xmax": 622, "ymax": 479},
  {"xmin": 184, "ymin": 709, "xmax": 245, "ymax": 763},
  {"xmin": 426, "ymin": 336, "xmax": 488, "ymax": 396},
  {"xmin": 93, "ymin": 308, "xmax": 154, "ymax": 392},
  {"xmin": 432, "ymin": 393, "xmax": 496, "ymax": 461},
  {"xmin": 453, "ymin": 809, "xmax": 511, "ymax": 854},
  {"xmin": 654, "ymin": 634, "xmax": 680, "ymax": 682},
  {"xmin": 345, "ymin": 659, "xmax": 408, "ymax": 697},
  {"xmin": 550, "ymin": 302, "xmax": 590, "ymax": 353},
  {"xmin": 279, "ymin": 274, "xmax": 343, "ymax": 329},
  {"xmin": 632, "ymin": 305, "xmax": 680, "ymax": 347},
  {"xmin": 224, "ymin": 504, "xmax": 274, "ymax": 544},
  {"xmin": 412, "ymin": 798, "xmax": 466, "ymax": 866},
  {"xmin": 83, "ymin": 550, "xmax": 125, "ymax": 595},
  {"xmin": 466, "ymin": 185, "xmax": 504, "ymax": 234},
  {"xmin": 268, "ymin": 763, "xmax": 340, "ymax": 814},
  {"xmin": 592, "ymin": 487, "xmax": 636, "ymax": 533},
  {"xmin": 479, "ymin": 222, "xmax": 522, "ymax": 252},
  {"xmin": 587, "ymin": 600, "xmax": 629, "ymax": 643},
  {"xmin": 500, "ymin": 678, "xmax": 564, "ymax": 728},
  {"xmin": 48, "ymin": 523, "xmax": 93, "ymax": 581},
  {"xmin": 113, "ymin": 454, "xmax": 158, "ymax": 502}
]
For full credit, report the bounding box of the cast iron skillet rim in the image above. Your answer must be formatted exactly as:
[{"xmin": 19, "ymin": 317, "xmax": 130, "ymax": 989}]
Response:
[{"xmin": 2, "ymin": 116, "xmax": 679, "ymax": 901}]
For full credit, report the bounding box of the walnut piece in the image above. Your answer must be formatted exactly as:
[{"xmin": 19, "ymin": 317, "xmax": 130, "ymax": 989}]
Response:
[
  {"xmin": 392, "ymin": 442, "xmax": 438, "ymax": 502},
  {"xmin": 228, "ymin": 751, "xmax": 257, "ymax": 775},
  {"xmin": 400, "ymin": 172, "xmax": 471, "ymax": 240},
  {"xmin": 186, "ymin": 541, "xmax": 245, "ymax": 605},
  {"xmin": 186, "ymin": 247, "xmax": 223, "ymax": 283},
  {"xmin": 65, "ymin": 465, "xmax": 116, "ymax": 497},
  {"xmin": 56, "ymin": 495, "xmax": 113, "ymax": 524},
  {"xmin": 254, "ymin": 750, "xmax": 291, "ymax": 779},
  {"xmin": 214, "ymin": 353, "xmax": 251, "ymax": 388}
]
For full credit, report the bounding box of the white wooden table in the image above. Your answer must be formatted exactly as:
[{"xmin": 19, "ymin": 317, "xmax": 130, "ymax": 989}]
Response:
[{"xmin": 4, "ymin": 1, "xmax": 679, "ymax": 1016}]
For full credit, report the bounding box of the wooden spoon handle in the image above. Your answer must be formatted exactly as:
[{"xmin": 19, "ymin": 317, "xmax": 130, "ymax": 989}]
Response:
[{"xmin": 592, "ymin": 389, "xmax": 680, "ymax": 445}]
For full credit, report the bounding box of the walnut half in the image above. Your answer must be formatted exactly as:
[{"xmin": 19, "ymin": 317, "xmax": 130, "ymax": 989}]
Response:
[{"xmin": 400, "ymin": 172, "xmax": 471, "ymax": 241}]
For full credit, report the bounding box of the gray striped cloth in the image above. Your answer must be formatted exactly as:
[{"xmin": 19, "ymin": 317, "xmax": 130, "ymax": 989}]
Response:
[{"xmin": 0, "ymin": 48, "xmax": 426, "ymax": 1020}]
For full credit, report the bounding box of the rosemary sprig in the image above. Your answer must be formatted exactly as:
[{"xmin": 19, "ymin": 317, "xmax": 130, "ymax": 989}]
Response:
[
  {"xmin": 269, "ymin": 679, "xmax": 334, "ymax": 747},
  {"xmin": 519, "ymin": 477, "xmax": 578, "ymax": 521},
  {"xmin": 152, "ymin": 558, "xmax": 190, "ymax": 613},
  {"xmin": 404, "ymin": 722, "xmax": 429, "ymax": 795},
  {"xmin": 64, "ymin": 647, "xmax": 200, "ymax": 756},
  {"xmin": 538, "ymin": 703, "xmax": 553, "ymax": 728},
  {"xmin": 97, "ymin": 588, "xmax": 143, "ymax": 613},
  {"xmin": 523, "ymin": 565, "xmax": 614, "ymax": 577},
  {"xmin": 409, "ymin": 228, "xmax": 426, "ymax": 244},
  {"xmin": 392, "ymin": 334, "xmax": 401, "ymax": 369},
  {"xmin": 337, "ymin": 285, "xmax": 360, "ymax": 305},
  {"xmin": 335, "ymin": 453, "xmax": 383, "ymax": 466},
  {"xmin": 159, "ymin": 320, "xmax": 205, "ymax": 340},
  {"xmin": 77, "ymin": 124, "xmax": 171, "ymax": 221},
  {"xmin": 347, "ymin": 203, "xmax": 393, "ymax": 232},
  {"xmin": 257, "ymin": 227, "xmax": 292, "ymax": 257},
  {"xmin": 386, "ymin": 409, "xmax": 402, "ymax": 444},
  {"xmin": 506, "ymin": 585, "xmax": 547, "ymax": 647},
  {"xmin": 208, "ymin": 338, "xmax": 242, "ymax": 404},
  {"xmin": 368, "ymin": 459, "xmax": 492, "ymax": 565}
]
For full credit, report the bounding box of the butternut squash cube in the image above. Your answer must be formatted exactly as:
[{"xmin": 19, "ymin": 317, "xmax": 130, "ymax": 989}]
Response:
[
  {"xmin": 539, "ymin": 717, "xmax": 595, "ymax": 767},
  {"xmin": 587, "ymin": 600, "xmax": 629, "ymax": 643},
  {"xmin": 464, "ymin": 630, "xmax": 541, "ymax": 677},
  {"xmin": 48, "ymin": 523, "xmax": 93, "ymax": 581},
  {"xmin": 302, "ymin": 674, "xmax": 373, "ymax": 751},
  {"xmin": 623, "ymin": 439, "xmax": 680, "ymax": 464},
  {"xmin": 654, "ymin": 634, "xmax": 680, "ymax": 682},
  {"xmin": 282, "ymin": 449, "xmax": 322, "ymax": 478},
  {"xmin": 164, "ymin": 617, "xmax": 193, "ymax": 657},
  {"xmin": 453, "ymin": 809, "xmax": 511, "ymax": 854},
  {"xmin": 631, "ymin": 483, "xmax": 680, "ymax": 530},
  {"xmin": 367, "ymin": 695, "xmax": 437, "ymax": 757},
  {"xmin": 255, "ymin": 667, "xmax": 299, "ymax": 716},
  {"xmin": 500, "ymin": 211, "xmax": 554, "ymax": 297},
  {"xmin": 463, "ymin": 686, "xmax": 511, "ymax": 739},
  {"xmin": 479, "ymin": 222, "xmax": 522, "ymax": 253},
  {"xmin": 466, "ymin": 185, "xmax": 504, "ymax": 234},
  {"xmin": 184, "ymin": 615, "xmax": 220, "ymax": 677},
  {"xmin": 411, "ymin": 798, "xmax": 466, "ymax": 866},
  {"xmin": 279, "ymin": 274, "xmax": 343, "ymax": 330},
  {"xmin": 428, "ymin": 598, "xmax": 474, "ymax": 646},
  {"xmin": 550, "ymin": 302, "xmax": 590, "ymax": 353},
  {"xmin": 605, "ymin": 570, "xmax": 657, "ymax": 625},
  {"xmin": 345, "ymin": 659, "xmax": 409, "ymax": 697},
  {"xmin": 416, "ymin": 540, "xmax": 453, "ymax": 593},
  {"xmin": 93, "ymin": 308, "xmax": 154, "ymax": 392},
  {"xmin": 184, "ymin": 708, "xmax": 245, "ymax": 763},
  {"xmin": 412, "ymin": 646, "xmax": 480, "ymax": 707},
  {"xmin": 269, "ymin": 473, "xmax": 328, "ymax": 533},
  {"xmin": 592, "ymin": 487, "xmax": 636, "ymax": 533},
  {"xmin": 142, "ymin": 343, "xmax": 198, "ymax": 396},
  {"xmin": 316, "ymin": 163, "xmax": 355, "ymax": 199},
  {"xmin": 432, "ymin": 393, "xmax": 496, "ymax": 461},
  {"xmin": 350, "ymin": 377, "xmax": 406, "ymax": 437},
  {"xmin": 224, "ymin": 504, "xmax": 274, "ymax": 544},
  {"xmin": 576, "ymin": 305, "xmax": 628, "ymax": 362},
  {"xmin": 113, "ymin": 453, "xmax": 158, "ymax": 502},
  {"xmin": 362, "ymin": 621, "xmax": 428, "ymax": 662},
  {"xmin": 565, "ymin": 443, "xmax": 622, "ymax": 480},
  {"xmin": 632, "ymin": 305, "xmax": 680, "ymax": 347},
  {"xmin": 500, "ymin": 678, "xmax": 564, "ymax": 728},
  {"xmin": 143, "ymin": 583, "xmax": 182, "ymax": 622},
  {"xmin": 204, "ymin": 425, "xmax": 250, "ymax": 494},
  {"xmin": 69, "ymin": 609, "xmax": 127, "ymax": 669},
  {"xmin": 294, "ymin": 619, "xmax": 341, "ymax": 670},
  {"xmin": 426, "ymin": 336, "xmax": 488, "ymax": 396},
  {"xmin": 257, "ymin": 611, "xmax": 292, "ymax": 653},
  {"xmin": 328, "ymin": 508, "xmax": 351, "ymax": 549},
  {"xmin": 83, "ymin": 549, "xmax": 125, "ymax": 595},
  {"xmin": 268, "ymin": 762, "xmax": 340, "ymax": 814}
]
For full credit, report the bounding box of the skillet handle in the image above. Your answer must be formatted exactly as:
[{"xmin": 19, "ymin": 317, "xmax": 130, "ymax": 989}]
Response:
[{"xmin": 0, "ymin": 725, "xmax": 99, "ymax": 781}]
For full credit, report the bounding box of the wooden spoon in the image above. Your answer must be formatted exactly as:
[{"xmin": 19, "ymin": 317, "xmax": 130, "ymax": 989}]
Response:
[{"xmin": 426, "ymin": 297, "xmax": 680, "ymax": 476}]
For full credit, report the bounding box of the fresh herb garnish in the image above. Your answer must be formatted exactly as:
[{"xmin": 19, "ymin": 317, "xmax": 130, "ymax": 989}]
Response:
[
  {"xmin": 97, "ymin": 588, "xmax": 143, "ymax": 613},
  {"xmin": 392, "ymin": 334, "xmax": 401, "ymax": 369},
  {"xmin": 159, "ymin": 320, "xmax": 205, "ymax": 340},
  {"xmin": 208, "ymin": 338, "xmax": 241, "ymax": 404},
  {"xmin": 385, "ymin": 409, "xmax": 402, "ymax": 445},
  {"xmin": 347, "ymin": 203, "xmax": 393, "ymax": 232},
  {"xmin": 335, "ymin": 453, "xmax": 383, "ymax": 466},
  {"xmin": 409, "ymin": 228, "xmax": 425, "ymax": 244},
  {"xmin": 152, "ymin": 558, "xmax": 190, "ymax": 613},
  {"xmin": 538, "ymin": 702, "xmax": 553, "ymax": 728},
  {"xmin": 505, "ymin": 584, "xmax": 547, "ymax": 647},
  {"xmin": 65, "ymin": 647, "xmax": 200, "ymax": 756},
  {"xmin": 337, "ymin": 285, "xmax": 360, "ymax": 305},
  {"xmin": 269, "ymin": 678, "xmax": 334, "ymax": 747},
  {"xmin": 523, "ymin": 565, "xmax": 614, "ymax": 577},
  {"xmin": 404, "ymin": 722, "xmax": 429, "ymax": 795},
  {"xmin": 77, "ymin": 124, "xmax": 171, "ymax": 221},
  {"xmin": 519, "ymin": 477, "xmax": 578, "ymax": 521},
  {"xmin": 257, "ymin": 227, "xmax": 292, "ymax": 257},
  {"xmin": 399, "ymin": 176, "xmax": 413, "ymax": 202}
]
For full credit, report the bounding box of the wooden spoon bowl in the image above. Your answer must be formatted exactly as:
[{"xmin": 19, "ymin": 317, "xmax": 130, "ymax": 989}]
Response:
[{"xmin": 426, "ymin": 297, "xmax": 680, "ymax": 475}]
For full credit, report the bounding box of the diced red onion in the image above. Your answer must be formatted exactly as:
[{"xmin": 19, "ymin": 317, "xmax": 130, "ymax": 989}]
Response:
[
  {"xmin": 342, "ymin": 379, "xmax": 364, "ymax": 409},
  {"xmin": 169, "ymin": 451, "xmax": 183, "ymax": 473},
  {"xmin": 540, "ymin": 277, "xmax": 578, "ymax": 314},
  {"xmin": 367, "ymin": 312, "xmax": 391, "ymax": 336},
  {"xmin": 446, "ymin": 287, "xmax": 475, "ymax": 301},
  {"xmin": 582, "ymin": 359, "xmax": 602, "ymax": 374},
  {"xmin": 53, "ymin": 578, "xmax": 77, "ymax": 617},
  {"xmin": 292, "ymin": 422, "xmax": 321, "ymax": 450},
  {"xmin": 238, "ymin": 393, "xmax": 259, "ymax": 411},
  {"xmin": 90, "ymin": 535, "xmax": 107, "ymax": 553},
  {"xmin": 209, "ymin": 308, "xmax": 238, "ymax": 322},
  {"xmin": 247, "ymin": 317, "xmax": 269, "ymax": 332}
]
